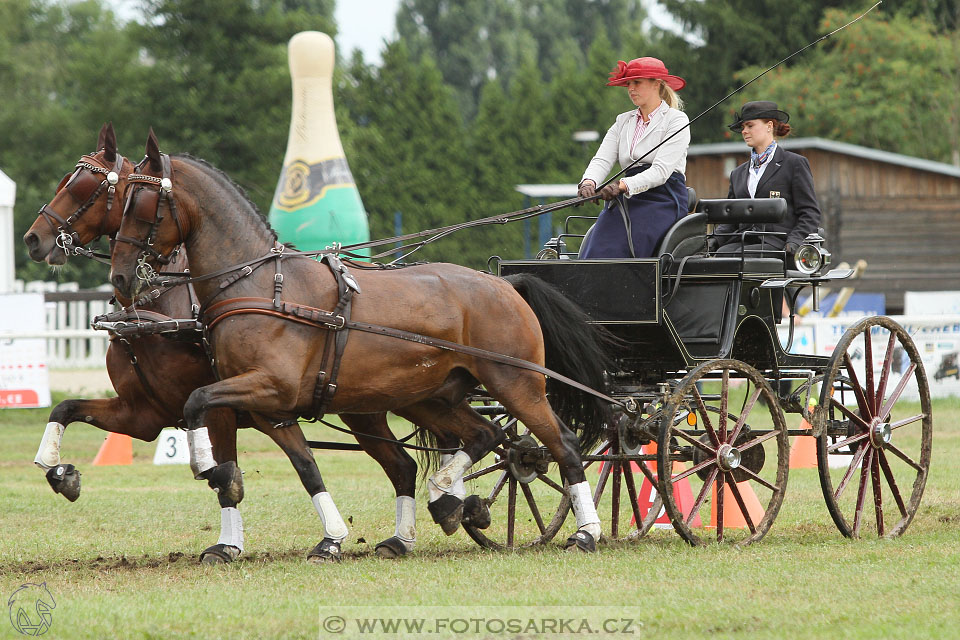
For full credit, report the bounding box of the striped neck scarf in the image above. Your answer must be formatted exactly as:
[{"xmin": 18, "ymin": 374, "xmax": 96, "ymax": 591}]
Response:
[{"xmin": 751, "ymin": 142, "xmax": 776, "ymax": 171}]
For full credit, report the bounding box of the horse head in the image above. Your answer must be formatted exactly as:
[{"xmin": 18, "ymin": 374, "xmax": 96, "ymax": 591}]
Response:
[
  {"xmin": 110, "ymin": 129, "xmax": 190, "ymax": 299},
  {"xmin": 24, "ymin": 122, "xmax": 135, "ymax": 265}
]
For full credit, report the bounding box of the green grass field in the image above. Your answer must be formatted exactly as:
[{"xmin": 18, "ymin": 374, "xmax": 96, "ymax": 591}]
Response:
[{"xmin": 1, "ymin": 393, "xmax": 959, "ymax": 639}]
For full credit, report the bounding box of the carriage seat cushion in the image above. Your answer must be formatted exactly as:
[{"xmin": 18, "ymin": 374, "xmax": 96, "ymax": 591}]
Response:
[
  {"xmin": 656, "ymin": 212, "xmax": 707, "ymax": 258},
  {"xmin": 699, "ymin": 198, "xmax": 786, "ymax": 224},
  {"xmin": 666, "ymin": 256, "xmax": 784, "ymax": 276}
]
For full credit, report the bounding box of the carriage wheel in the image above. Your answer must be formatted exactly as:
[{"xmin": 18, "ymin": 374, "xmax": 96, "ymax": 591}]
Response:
[
  {"xmin": 461, "ymin": 412, "xmax": 570, "ymax": 549},
  {"xmin": 814, "ymin": 316, "xmax": 932, "ymax": 538},
  {"xmin": 657, "ymin": 359, "xmax": 790, "ymax": 546},
  {"xmin": 587, "ymin": 414, "xmax": 662, "ymax": 542}
]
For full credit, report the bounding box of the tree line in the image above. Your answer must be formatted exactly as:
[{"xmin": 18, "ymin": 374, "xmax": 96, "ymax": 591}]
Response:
[{"xmin": 4, "ymin": 0, "xmax": 958, "ymax": 287}]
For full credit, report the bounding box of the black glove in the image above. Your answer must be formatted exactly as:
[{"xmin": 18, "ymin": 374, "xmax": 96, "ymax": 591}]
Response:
[
  {"xmin": 784, "ymin": 242, "xmax": 798, "ymax": 256},
  {"xmin": 597, "ymin": 182, "xmax": 622, "ymax": 201},
  {"xmin": 707, "ymin": 237, "xmax": 719, "ymax": 253}
]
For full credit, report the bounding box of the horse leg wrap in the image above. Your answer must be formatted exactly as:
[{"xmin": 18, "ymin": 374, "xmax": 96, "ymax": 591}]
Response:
[
  {"xmin": 215, "ymin": 506, "xmax": 244, "ymax": 553},
  {"xmin": 376, "ymin": 496, "xmax": 416, "ymax": 558},
  {"xmin": 312, "ymin": 492, "xmax": 348, "ymax": 543},
  {"xmin": 187, "ymin": 427, "xmax": 216, "ymax": 480},
  {"xmin": 206, "ymin": 461, "xmax": 244, "ymax": 505},
  {"xmin": 427, "ymin": 451, "xmax": 472, "ymax": 502},
  {"xmin": 46, "ymin": 464, "xmax": 81, "ymax": 502},
  {"xmin": 568, "ymin": 480, "xmax": 602, "ymax": 541},
  {"xmin": 34, "ymin": 422, "xmax": 65, "ymax": 470}
]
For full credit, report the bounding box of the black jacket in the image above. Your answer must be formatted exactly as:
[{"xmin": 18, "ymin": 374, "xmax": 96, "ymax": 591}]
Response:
[{"xmin": 717, "ymin": 146, "xmax": 822, "ymax": 250}]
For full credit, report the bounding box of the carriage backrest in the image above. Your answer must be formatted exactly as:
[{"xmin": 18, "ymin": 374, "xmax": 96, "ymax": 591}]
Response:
[{"xmin": 699, "ymin": 198, "xmax": 786, "ymax": 224}]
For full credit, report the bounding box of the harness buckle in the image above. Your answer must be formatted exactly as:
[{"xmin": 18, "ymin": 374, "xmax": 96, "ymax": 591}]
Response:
[
  {"xmin": 271, "ymin": 244, "xmax": 285, "ymax": 254},
  {"xmin": 330, "ymin": 315, "xmax": 346, "ymax": 330},
  {"xmin": 274, "ymin": 273, "xmax": 284, "ymax": 283}
]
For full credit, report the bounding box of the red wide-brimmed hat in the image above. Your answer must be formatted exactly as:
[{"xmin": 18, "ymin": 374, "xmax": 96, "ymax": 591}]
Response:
[{"xmin": 606, "ymin": 57, "xmax": 685, "ymax": 91}]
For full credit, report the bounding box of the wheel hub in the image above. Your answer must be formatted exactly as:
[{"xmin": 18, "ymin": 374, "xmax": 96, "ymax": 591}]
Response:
[
  {"xmin": 506, "ymin": 434, "xmax": 546, "ymax": 484},
  {"xmin": 716, "ymin": 444, "xmax": 741, "ymax": 471},
  {"xmin": 870, "ymin": 421, "xmax": 892, "ymax": 448}
]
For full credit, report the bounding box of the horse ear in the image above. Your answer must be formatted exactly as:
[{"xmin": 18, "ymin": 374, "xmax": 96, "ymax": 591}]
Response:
[
  {"xmin": 97, "ymin": 123, "xmax": 109, "ymax": 152},
  {"xmin": 145, "ymin": 128, "xmax": 162, "ymax": 171},
  {"xmin": 101, "ymin": 122, "xmax": 117, "ymax": 163}
]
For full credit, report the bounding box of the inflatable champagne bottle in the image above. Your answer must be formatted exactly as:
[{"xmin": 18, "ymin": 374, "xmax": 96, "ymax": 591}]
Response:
[{"xmin": 268, "ymin": 31, "xmax": 369, "ymax": 252}]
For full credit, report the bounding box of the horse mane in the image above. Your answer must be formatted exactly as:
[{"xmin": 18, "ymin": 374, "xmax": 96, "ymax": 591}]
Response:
[{"xmin": 173, "ymin": 153, "xmax": 278, "ymax": 243}]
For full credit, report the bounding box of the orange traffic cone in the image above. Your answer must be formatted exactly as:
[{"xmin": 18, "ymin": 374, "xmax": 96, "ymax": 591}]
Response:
[
  {"xmin": 92, "ymin": 433, "xmax": 133, "ymax": 466},
  {"xmin": 789, "ymin": 397, "xmax": 818, "ymax": 469},
  {"xmin": 633, "ymin": 442, "xmax": 702, "ymax": 528},
  {"xmin": 708, "ymin": 478, "xmax": 764, "ymax": 529}
]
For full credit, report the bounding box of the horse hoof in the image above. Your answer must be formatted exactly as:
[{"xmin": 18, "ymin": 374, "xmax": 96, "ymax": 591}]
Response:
[
  {"xmin": 307, "ymin": 538, "xmax": 342, "ymax": 563},
  {"xmin": 461, "ymin": 495, "xmax": 491, "ymax": 530},
  {"xmin": 374, "ymin": 536, "xmax": 410, "ymax": 559},
  {"xmin": 46, "ymin": 464, "xmax": 81, "ymax": 502},
  {"xmin": 206, "ymin": 461, "xmax": 244, "ymax": 504},
  {"xmin": 200, "ymin": 544, "xmax": 239, "ymax": 564},
  {"xmin": 564, "ymin": 530, "xmax": 597, "ymax": 553},
  {"xmin": 427, "ymin": 494, "xmax": 463, "ymax": 536}
]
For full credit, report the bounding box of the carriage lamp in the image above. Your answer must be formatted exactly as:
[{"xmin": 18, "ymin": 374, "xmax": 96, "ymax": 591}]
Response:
[
  {"xmin": 793, "ymin": 232, "xmax": 831, "ymax": 275},
  {"xmin": 536, "ymin": 237, "xmax": 567, "ymax": 260}
]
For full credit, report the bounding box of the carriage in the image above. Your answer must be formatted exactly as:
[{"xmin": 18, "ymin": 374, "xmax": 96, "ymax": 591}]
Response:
[{"xmin": 458, "ymin": 195, "xmax": 932, "ymax": 548}]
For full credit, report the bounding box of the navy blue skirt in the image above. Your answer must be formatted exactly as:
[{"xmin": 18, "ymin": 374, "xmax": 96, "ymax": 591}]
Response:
[{"xmin": 579, "ymin": 170, "xmax": 687, "ymax": 259}]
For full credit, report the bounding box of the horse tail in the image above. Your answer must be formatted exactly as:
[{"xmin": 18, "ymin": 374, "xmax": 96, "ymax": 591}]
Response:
[{"xmin": 504, "ymin": 273, "xmax": 613, "ymax": 452}]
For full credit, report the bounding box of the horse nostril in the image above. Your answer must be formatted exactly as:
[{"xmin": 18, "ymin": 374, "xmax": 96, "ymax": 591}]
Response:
[
  {"xmin": 24, "ymin": 232, "xmax": 38, "ymax": 251},
  {"xmin": 110, "ymin": 273, "xmax": 127, "ymax": 294}
]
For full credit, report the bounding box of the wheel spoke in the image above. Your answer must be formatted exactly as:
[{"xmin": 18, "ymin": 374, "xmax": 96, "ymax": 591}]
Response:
[
  {"xmin": 716, "ymin": 473, "xmax": 725, "ymax": 543},
  {"xmin": 877, "ymin": 450, "xmax": 908, "ymax": 518},
  {"xmin": 622, "ymin": 463, "xmax": 645, "ymax": 531},
  {"xmin": 829, "ymin": 396, "xmax": 871, "ymax": 432},
  {"xmin": 687, "ymin": 467, "xmax": 718, "ymax": 527},
  {"xmin": 486, "ymin": 470, "xmax": 510, "ymax": 502},
  {"xmin": 728, "ymin": 387, "xmax": 762, "ymax": 445},
  {"xmin": 852, "ymin": 448, "xmax": 874, "ymax": 537},
  {"xmin": 733, "ymin": 464, "xmax": 779, "ymax": 493},
  {"xmin": 611, "ymin": 461, "xmax": 622, "ymax": 539},
  {"xmin": 635, "ymin": 457, "xmax": 658, "ymax": 486},
  {"xmin": 736, "ymin": 429, "xmax": 780, "ymax": 453},
  {"xmin": 520, "ymin": 482, "xmax": 546, "ymax": 535},
  {"xmin": 834, "ymin": 442, "xmax": 869, "ymax": 501},
  {"xmin": 826, "ymin": 431, "xmax": 870, "ymax": 454},
  {"xmin": 719, "ymin": 368, "xmax": 730, "ymax": 442},
  {"xmin": 726, "ymin": 475, "xmax": 757, "ymax": 534},
  {"xmin": 670, "ymin": 426, "xmax": 717, "ymax": 457},
  {"xmin": 842, "ymin": 352, "xmax": 874, "ymax": 420},
  {"xmin": 891, "ymin": 413, "xmax": 926, "ymax": 430},
  {"xmin": 465, "ymin": 459, "xmax": 507, "ymax": 482},
  {"xmin": 874, "ymin": 331, "xmax": 897, "ymax": 415},
  {"xmin": 507, "ymin": 479, "xmax": 517, "ymax": 547},
  {"xmin": 864, "ymin": 329, "xmax": 875, "ymax": 416},
  {"xmin": 876, "ymin": 363, "xmax": 916, "ymax": 421},
  {"xmin": 692, "ymin": 386, "xmax": 721, "ymax": 447},
  {"xmin": 536, "ymin": 472, "xmax": 567, "ymax": 494},
  {"xmin": 871, "ymin": 449, "xmax": 884, "ymax": 536},
  {"xmin": 593, "ymin": 459, "xmax": 613, "ymax": 505},
  {"xmin": 884, "ymin": 442, "xmax": 923, "ymax": 472},
  {"xmin": 671, "ymin": 457, "xmax": 717, "ymax": 484}
]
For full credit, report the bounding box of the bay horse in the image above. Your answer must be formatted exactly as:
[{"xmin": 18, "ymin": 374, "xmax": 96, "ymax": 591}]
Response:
[
  {"xmin": 109, "ymin": 131, "xmax": 612, "ymax": 552},
  {"xmin": 23, "ymin": 125, "xmax": 432, "ymax": 562}
]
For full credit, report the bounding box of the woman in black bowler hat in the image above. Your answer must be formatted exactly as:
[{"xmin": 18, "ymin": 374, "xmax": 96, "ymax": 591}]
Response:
[
  {"xmin": 713, "ymin": 100, "xmax": 821, "ymax": 259},
  {"xmin": 577, "ymin": 57, "xmax": 690, "ymax": 259}
]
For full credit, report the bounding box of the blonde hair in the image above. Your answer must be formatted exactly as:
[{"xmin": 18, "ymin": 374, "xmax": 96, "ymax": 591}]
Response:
[{"xmin": 660, "ymin": 81, "xmax": 684, "ymax": 111}]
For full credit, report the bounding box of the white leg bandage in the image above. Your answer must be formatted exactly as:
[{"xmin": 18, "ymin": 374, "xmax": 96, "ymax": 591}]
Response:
[
  {"xmin": 394, "ymin": 496, "xmax": 416, "ymax": 550},
  {"xmin": 216, "ymin": 506, "xmax": 245, "ymax": 552},
  {"xmin": 312, "ymin": 492, "xmax": 348, "ymax": 543},
  {"xmin": 34, "ymin": 422, "xmax": 65, "ymax": 470},
  {"xmin": 187, "ymin": 427, "xmax": 216, "ymax": 480},
  {"xmin": 569, "ymin": 481, "xmax": 602, "ymax": 540},
  {"xmin": 428, "ymin": 451, "xmax": 472, "ymax": 502}
]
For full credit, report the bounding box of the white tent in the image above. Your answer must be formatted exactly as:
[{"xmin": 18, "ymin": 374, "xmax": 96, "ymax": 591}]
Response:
[{"xmin": 0, "ymin": 168, "xmax": 15, "ymax": 292}]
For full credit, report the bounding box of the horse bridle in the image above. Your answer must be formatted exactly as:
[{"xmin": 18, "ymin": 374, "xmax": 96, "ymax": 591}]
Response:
[
  {"xmin": 37, "ymin": 152, "xmax": 126, "ymax": 262},
  {"xmin": 114, "ymin": 153, "xmax": 186, "ymax": 283}
]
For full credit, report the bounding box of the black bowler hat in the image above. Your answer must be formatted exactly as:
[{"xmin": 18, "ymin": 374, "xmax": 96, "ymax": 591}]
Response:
[{"xmin": 728, "ymin": 101, "xmax": 790, "ymax": 132}]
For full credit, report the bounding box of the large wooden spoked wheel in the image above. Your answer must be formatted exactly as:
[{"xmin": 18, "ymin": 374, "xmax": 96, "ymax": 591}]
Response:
[
  {"xmin": 814, "ymin": 316, "xmax": 932, "ymax": 538},
  {"xmin": 461, "ymin": 411, "xmax": 570, "ymax": 549},
  {"xmin": 657, "ymin": 359, "xmax": 790, "ymax": 546},
  {"xmin": 588, "ymin": 414, "xmax": 662, "ymax": 542}
]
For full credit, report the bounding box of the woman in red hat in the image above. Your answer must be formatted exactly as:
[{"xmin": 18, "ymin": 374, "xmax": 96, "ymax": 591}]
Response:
[
  {"xmin": 577, "ymin": 57, "xmax": 690, "ymax": 258},
  {"xmin": 713, "ymin": 101, "xmax": 821, "ymax": 258}
]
